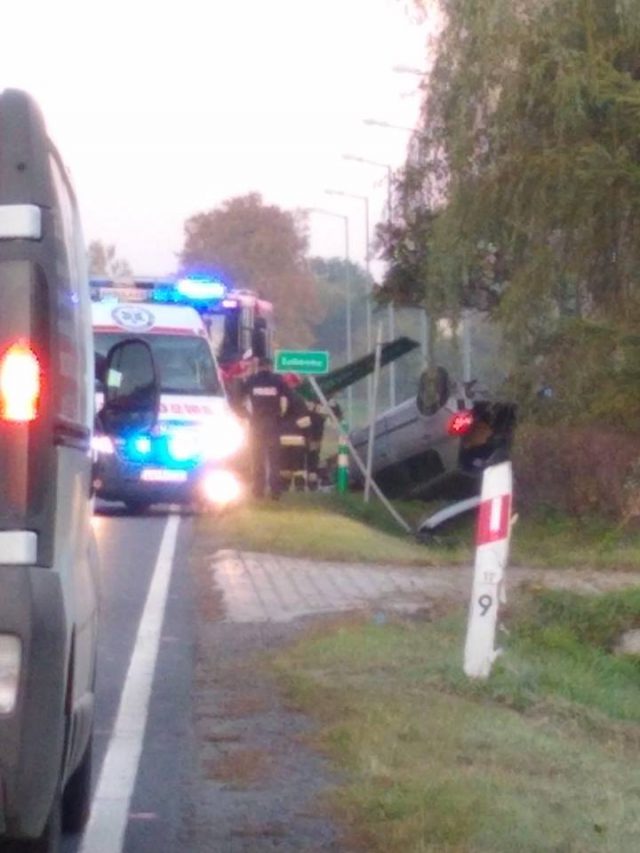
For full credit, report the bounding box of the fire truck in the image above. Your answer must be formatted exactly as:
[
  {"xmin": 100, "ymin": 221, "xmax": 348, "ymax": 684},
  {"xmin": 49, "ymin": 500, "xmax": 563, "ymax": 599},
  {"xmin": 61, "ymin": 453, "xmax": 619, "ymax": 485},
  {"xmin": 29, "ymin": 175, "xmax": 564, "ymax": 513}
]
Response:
[{"xmin": 89, "ymin": 275, "xmax": 274, "ymax": 388}]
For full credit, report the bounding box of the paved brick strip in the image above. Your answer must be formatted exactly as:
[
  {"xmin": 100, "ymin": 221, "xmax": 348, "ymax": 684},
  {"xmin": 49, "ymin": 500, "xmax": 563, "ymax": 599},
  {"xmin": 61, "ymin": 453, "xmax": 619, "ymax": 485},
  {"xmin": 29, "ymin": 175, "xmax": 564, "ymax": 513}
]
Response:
[
  {"xmin": 211, "ymin": 550, "xmax": 468, "ymax": 623},
  {"xmin": 211, "ymin": 551, "xmax": 640, "ymax": 625}
]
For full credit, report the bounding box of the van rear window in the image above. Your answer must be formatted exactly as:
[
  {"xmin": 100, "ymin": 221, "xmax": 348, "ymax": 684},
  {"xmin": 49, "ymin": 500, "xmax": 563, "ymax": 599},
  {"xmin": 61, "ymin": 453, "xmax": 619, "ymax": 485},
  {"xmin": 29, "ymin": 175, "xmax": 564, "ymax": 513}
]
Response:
[{"xmin": 95, "ymin": 332, "xmax": 221, "ymax": 396}]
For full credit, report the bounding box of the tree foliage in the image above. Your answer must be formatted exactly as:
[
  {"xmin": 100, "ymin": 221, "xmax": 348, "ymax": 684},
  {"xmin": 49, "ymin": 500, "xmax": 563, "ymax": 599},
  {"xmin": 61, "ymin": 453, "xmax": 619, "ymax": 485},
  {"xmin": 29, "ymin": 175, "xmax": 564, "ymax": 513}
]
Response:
[
  {"xmin": 88, "ymin": 240, "xmax": 132, "ymax": 278},
  {"xmin": 308, "ymin": 256, "xmax": 372, "ymax": 361},
  {"xmin": 386, "ymin": 0, "xmax": 640, "ymax": 353},
  {"xmin": 180, "ymin": 193, "xmax": 321, "ymax": 347}
]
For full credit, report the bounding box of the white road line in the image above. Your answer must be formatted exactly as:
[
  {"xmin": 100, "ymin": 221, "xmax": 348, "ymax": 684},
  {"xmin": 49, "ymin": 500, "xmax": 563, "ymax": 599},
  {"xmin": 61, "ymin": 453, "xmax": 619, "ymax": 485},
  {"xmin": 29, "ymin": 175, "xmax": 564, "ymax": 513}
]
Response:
[{"xmin": 80, "ymin": 514, "xmax": 181, "ymax": 853}]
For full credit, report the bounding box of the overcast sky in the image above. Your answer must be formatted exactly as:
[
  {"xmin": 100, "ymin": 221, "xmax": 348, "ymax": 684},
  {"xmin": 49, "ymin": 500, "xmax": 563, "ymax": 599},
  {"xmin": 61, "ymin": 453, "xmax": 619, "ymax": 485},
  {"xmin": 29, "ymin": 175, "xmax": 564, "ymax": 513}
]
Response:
[{"xmin": 1, "ymin": 0, "xmax": 430, "ymax": 279}]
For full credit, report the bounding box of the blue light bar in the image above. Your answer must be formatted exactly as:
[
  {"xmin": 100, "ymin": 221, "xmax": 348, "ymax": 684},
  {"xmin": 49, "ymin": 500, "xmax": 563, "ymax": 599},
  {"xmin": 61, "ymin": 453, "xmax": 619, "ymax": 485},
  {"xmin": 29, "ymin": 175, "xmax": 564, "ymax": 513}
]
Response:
[
  {"xmin": 151, "ymin": 285, "xmax": 183, "ymax": 304},
  {"xmin": 90, "ymin": 275, "xmax": 228, "ymax": 311},
  {"xmin": 175, "ymin": 277, "xmax": 227, "ymax": 301}
]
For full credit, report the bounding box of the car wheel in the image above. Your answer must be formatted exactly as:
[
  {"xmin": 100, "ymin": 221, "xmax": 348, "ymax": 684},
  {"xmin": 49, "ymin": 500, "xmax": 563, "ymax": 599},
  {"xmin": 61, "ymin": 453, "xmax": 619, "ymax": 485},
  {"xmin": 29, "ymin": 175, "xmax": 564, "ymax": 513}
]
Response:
[
  {"xmin": 62, "ymin": 735, "xmax": 93, "ymax": 834},
  {"xmin": 124, "ymin": 500, "xmax": 150, "ymax": 515},
  {"xmin": 2, "ymin": 790, "xmax": 62, "ymax": 853}
]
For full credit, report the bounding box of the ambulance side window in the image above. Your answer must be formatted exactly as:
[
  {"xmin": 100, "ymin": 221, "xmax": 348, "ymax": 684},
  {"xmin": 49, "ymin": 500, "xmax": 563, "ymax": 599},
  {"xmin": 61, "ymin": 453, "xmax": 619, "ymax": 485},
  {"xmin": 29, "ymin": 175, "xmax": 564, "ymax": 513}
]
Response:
[
  {"xmin": 252, "ymin": 317, "xmax": 268, "ymax": 359},
  {"xmin": 49, "ymin": 153, "xmax": 91, "ymax": 428},
  {"xmin": 219, "ymin": 311, "xmax": 240, "ymax": 360}
]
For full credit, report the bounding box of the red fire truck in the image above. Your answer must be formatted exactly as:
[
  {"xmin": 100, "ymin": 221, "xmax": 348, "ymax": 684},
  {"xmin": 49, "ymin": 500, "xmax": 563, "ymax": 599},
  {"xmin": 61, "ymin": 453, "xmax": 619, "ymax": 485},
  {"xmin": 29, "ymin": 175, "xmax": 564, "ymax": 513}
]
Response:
[{"xmin": 212, "ymin": 288, "xmax": 274, "ymax": 385}]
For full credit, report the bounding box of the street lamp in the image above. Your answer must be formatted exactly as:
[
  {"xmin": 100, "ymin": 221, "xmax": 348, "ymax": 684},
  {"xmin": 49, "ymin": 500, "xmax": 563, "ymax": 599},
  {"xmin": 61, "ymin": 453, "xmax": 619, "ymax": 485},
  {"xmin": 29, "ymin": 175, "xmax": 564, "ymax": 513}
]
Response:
[
  {"xmin": 392, "ymin": 65, "xmax": 427, "ymax": 76},
  {"xmin": 342, "ymin": 155, "xmax": 393, "ymax": 217},
  {"xmin": 307, "ymin": 207, "xmax": 353, "ymax": 424},
  {"xmin": 325, "ymin": 189, "xmax": 374, "ymax": 409},
  {"xmin": 325, "ymin": 189, "xmax": 371, "ymax": 345},
  {"xmin": 342, "ymin": 154, "xmax": 397, "ymax": 407},
  {"xmin": 364, "ymin": 118, "xmax": 416, "ymax": 133},
  {"xmin": 361, "ymin": 120, "xmax": 432, "ymax": 370}
]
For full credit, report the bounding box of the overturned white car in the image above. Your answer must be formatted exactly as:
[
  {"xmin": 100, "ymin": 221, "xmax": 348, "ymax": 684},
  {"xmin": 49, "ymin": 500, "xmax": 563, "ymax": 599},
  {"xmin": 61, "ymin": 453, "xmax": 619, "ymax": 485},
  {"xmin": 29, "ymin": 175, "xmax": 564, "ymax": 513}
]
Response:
[{"xmin": 349, "ymin": 366, "xmax": 517, "ymax": 502}]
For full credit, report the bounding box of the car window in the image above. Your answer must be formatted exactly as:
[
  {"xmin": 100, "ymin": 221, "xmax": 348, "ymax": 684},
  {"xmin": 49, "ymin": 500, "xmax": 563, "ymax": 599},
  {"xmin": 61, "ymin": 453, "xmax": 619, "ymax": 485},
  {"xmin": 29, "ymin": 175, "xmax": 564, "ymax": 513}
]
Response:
[
  {"xmin": 95, "ymin": 332, "xmax": 221, "ymax": 396},
  {"xmin": 417, "ymin": 366, "xmax": 450, "ymax": 416}
]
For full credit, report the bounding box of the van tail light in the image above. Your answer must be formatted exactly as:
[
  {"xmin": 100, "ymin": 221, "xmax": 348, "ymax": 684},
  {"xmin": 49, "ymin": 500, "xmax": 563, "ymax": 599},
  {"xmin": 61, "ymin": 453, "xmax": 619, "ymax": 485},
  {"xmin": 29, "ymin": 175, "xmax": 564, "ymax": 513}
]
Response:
[
  {"xmin": 0, "ymin": 342, "xmax": 41, "ymax": 422},
  {"xmin": 447, "ymin": 410, "xmax": 474, "ymax": 436}
]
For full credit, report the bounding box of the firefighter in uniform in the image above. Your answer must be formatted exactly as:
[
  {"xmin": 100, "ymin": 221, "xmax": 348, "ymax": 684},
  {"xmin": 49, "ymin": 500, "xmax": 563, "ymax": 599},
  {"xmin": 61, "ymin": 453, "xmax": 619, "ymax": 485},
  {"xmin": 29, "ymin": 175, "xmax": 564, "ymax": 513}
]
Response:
[
  {"xmin": 306, "ymin": 397, "xmax": 343, "ymax": 490},
  {"xmin": 239, "ymin": 357, "xmax": 292, "ymax": 499},
  {"xmin": 279, "ymin": 374, "xmax": 312, "ymax": 491}
]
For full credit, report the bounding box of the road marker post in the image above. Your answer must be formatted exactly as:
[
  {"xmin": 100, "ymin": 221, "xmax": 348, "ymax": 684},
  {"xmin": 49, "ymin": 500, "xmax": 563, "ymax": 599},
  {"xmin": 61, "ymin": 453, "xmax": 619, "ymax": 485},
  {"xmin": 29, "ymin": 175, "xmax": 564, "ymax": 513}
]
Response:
[
  {"xmin": 464, "ymin": 460, "xmax": 513, "ymax": 679},
  {"xmin": 336, "ymin": 421, "xmax": 349, "ymax": 494}
]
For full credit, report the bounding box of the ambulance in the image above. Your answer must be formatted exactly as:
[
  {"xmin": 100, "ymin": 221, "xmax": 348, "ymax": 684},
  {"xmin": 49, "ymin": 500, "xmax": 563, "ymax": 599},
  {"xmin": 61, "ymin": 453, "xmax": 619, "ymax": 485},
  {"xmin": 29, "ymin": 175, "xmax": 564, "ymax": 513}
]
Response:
[{"xmin": 91, "ymin": 293, "xmax": 247, "ymax": 512}]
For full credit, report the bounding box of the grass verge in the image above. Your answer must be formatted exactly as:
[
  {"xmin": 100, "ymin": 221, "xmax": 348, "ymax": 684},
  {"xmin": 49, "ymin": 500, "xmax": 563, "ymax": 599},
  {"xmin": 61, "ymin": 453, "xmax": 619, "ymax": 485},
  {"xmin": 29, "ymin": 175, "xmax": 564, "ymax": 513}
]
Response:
[
  {"xmin": 270, "ymin": 588, "xmax": 640, "ymax": 852},
  {"xmin": 197, "ymin": 490, "xmax": 640, "ymax": 571},
  {"xmin": 196, "ymin": 492, "xmax": 465, "ymax": 566},
  {"xmin": 511, "ymin": 508, "xmax": 640, "ymax": 570}
]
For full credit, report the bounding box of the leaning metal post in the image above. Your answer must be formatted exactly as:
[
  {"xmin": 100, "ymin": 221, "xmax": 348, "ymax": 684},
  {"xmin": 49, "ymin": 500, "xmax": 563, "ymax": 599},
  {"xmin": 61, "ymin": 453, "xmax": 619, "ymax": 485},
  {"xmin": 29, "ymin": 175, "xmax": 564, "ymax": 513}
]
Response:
[{"xmin": 308, "ymin": 376, "xmax": 411, "ymax": 533}]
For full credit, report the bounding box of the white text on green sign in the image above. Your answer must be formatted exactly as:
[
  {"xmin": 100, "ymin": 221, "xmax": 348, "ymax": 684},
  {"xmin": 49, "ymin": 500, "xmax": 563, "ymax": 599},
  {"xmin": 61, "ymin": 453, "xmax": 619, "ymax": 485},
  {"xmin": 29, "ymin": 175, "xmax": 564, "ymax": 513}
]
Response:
[{"xmin": 275, "ymin": 350, "xmax": 330, "ymax": 375}]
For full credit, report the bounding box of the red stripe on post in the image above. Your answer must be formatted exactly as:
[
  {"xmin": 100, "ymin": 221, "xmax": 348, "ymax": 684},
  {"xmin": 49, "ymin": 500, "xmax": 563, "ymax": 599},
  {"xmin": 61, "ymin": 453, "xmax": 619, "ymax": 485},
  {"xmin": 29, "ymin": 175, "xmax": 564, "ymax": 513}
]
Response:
[{"xmin": 476, "ymin": 494, "xmax": 511, "ymax": 545}]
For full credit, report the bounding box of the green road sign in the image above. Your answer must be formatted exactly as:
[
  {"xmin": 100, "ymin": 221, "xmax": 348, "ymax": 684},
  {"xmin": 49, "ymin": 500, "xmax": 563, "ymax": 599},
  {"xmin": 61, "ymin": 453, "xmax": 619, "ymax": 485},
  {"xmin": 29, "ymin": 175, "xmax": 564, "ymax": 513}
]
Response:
[{"xmin": 274, "ymin": 349, "xmax": 330, "ymax": 375}]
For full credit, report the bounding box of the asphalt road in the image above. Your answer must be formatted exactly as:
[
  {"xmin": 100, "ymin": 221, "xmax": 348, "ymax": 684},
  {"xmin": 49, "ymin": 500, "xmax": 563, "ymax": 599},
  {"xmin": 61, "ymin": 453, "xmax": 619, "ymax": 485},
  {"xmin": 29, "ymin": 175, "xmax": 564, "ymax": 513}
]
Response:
[{"xmin": 63, "ymin": 505, "xmax": 195, "ymax": 853}]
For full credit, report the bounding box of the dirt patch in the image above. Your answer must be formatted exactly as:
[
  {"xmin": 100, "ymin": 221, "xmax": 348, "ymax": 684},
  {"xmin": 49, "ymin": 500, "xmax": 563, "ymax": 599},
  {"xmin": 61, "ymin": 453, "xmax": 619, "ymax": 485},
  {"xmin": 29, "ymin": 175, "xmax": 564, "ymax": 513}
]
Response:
[
  {"xmin": 183, "ymin": 544, "xmax": 346, "ymax": 853},
  {"xmin": 217, "ymin": 694, "xmax": 272, "ymax": 718},
  {"xmin": 204, "ymin": 747, "xmax": 272, "ymax": 788},
  {"xmin": 230, "ymin": 821, "xmax": 287, "ymax": 840}
]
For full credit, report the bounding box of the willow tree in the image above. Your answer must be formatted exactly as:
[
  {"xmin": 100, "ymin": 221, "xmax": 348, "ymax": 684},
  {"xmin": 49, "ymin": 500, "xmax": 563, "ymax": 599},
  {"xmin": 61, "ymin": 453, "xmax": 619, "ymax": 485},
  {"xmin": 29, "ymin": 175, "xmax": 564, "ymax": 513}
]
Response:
[{"xmin": 388, "ymin": 0, "xmax": 640, "ymax": 353}]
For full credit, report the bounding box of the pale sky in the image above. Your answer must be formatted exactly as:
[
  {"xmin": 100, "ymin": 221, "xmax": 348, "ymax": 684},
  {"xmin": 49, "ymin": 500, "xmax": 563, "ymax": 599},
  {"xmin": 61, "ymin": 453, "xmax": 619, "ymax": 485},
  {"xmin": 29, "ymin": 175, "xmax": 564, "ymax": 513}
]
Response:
[{"xmin": 1, "ymin": 0, "xmax": 430, "ymax": 279}]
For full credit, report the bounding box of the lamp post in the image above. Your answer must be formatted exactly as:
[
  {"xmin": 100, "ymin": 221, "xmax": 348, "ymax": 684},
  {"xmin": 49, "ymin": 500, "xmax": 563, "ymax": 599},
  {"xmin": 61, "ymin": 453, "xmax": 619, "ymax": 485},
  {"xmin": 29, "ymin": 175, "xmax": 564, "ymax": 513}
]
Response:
[
  {"xmin": 392, "ymin": 65, "xmax": 427, "ymax": 76},
  {"xmin": 308, "ymin": 207, "xmax": 353, "ymax": 424},
  {"xmin": 342, "ymin": 155, "xmax": 393, "ymax": 218},
  {"xmin": 325, "ymin": 190, "xmax": 371, "ymax": 347},
  {"xmin": 342, "ymin": 154, "xmax": 397, "ymax": 407},
  {"xmin": 358, "ymin": 121, "xmax": 432, "ymax": 369},
  {"xmin": 364, "ymin": 118, "xmax": 416, "ymax": 133},
  {"xmin": 325, "ymin": 188, "xmax": 373, "ymax": 411}
]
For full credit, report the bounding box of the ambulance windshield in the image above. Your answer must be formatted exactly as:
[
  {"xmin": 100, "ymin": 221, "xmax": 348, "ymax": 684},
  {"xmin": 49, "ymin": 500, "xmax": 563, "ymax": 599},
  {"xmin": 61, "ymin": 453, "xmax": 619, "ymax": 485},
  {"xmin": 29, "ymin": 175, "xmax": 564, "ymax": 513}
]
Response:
[{"xmin": 95, "ymin": 333, "xmax": 222, "ymax": 396}]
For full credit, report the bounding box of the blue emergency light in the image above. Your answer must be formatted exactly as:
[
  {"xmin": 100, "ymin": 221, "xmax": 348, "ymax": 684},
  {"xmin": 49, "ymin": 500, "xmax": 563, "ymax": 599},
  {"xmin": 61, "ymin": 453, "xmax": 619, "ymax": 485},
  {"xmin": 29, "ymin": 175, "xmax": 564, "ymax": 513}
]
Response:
[
  {"xmin": 90, "ymin": 275, "xmax": 228, "ymax": 312},
  {"xmin": 125, "ymin": 425, "xmax": 203, "ymax": 469},
  {"xmin": 133, "ymin": 435, "xmax": 152, "ymax": 456},
  {"xmin": 175, "ymin": 276, "xmax": 226, "ymax": 302}
]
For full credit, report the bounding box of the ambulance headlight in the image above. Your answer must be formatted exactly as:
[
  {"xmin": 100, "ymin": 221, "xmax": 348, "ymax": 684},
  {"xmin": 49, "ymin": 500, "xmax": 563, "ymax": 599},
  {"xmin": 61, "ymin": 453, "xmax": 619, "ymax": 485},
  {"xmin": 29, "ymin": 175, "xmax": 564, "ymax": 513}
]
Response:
[
  {"xmin": 201, "ymin": 470, "xmax": 243, "ymax": 506},
  {"xmin": 205, "ymin": 414, "xmax": 246, "ymax": 461},
  {"xmin": 0, "ymin": 635, "xmax": 21, "ymax": 714},
  {"xmin": 167, "ymin": 428, "xmax": 199, "ymax": 463}
]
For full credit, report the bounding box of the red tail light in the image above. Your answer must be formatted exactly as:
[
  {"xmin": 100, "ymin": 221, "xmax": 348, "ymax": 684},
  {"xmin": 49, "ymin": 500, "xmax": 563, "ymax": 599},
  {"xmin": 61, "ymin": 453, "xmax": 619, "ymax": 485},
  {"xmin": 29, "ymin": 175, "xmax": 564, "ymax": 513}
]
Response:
[
  {"xmin": 0, "ymin": 343, "xmax": 40, "ymax": 422},
  {"xmin": 447, "ymin": 410, "xmax": 474, "ymax": 436}
]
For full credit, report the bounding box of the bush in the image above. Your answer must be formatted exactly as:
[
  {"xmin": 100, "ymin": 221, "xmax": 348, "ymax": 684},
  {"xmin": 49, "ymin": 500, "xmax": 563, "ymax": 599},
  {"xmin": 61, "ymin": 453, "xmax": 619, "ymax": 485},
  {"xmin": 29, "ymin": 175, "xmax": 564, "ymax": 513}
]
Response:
[{"xmin": 513, "ymin": 423, "xmax": 640, "ymax": 520}]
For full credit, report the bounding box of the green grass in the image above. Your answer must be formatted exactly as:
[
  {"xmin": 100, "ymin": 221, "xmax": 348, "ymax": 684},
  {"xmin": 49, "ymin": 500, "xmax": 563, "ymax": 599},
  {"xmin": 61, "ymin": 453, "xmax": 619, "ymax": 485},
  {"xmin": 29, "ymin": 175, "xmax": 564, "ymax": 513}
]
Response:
[
  {"xmin": 197, "ymin": 492, "xmax": 450, "ymax": 566},
  {"xmin": 271, "ymin": 588, "xmax": 640, "ymax": 852},
  {"xmin": 510, "ymin": 509, "xmax": 640, "ymax": 570},
  {"xmin": 198, "ymin": 488, "xmax": 640, "ymax": 572}
]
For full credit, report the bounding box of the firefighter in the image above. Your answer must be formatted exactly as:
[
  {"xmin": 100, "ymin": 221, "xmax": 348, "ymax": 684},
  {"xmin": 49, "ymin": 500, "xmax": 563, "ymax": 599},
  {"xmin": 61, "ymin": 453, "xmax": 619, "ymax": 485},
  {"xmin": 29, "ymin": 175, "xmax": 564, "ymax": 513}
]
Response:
[
  {"xmin": 306, "ymin": 396, "xmax": 343, "ymax": 490},
  {"xmin": 279, "ymin": 374, "xmax": 312, "ymax": 491},
  {"xmin": 239, "ymin": 356, "xmax": 292, "ymax": 499}
]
